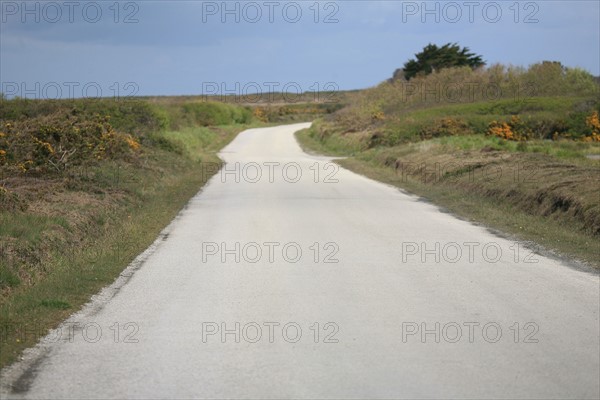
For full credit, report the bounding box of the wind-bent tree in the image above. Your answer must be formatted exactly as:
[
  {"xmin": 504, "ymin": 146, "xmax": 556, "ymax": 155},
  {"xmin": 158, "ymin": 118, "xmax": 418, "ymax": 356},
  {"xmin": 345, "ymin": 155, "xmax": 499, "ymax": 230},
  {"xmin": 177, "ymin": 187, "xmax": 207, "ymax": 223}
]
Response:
[{"xmin": 398, "ymin": 43, "xmax": 485, "ymax": 80}]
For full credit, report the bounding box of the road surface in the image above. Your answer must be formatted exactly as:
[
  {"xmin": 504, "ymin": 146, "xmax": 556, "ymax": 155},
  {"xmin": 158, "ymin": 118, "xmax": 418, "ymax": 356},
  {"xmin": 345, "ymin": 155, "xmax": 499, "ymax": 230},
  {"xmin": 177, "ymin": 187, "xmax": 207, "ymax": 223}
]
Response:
[{"xmin": 1, "ymin": 123, "xmax": 599, "ymax": 399}]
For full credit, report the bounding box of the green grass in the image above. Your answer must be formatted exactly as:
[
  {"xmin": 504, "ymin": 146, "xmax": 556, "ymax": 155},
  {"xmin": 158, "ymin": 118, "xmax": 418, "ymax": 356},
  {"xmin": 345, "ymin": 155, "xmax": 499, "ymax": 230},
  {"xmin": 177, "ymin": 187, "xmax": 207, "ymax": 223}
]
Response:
[
  {"xmin": 0, "ymin": 214, "xmax": 70, "ymax": 244},
  {"xmin": 422, "ymin": 135, "xmax": 600, "ymax": 161},
  {"xmin": 297, "ymin": 128, "xmax": 600, "ymax": 269},
  {"xmin": 156, "ymin": 125, "xmax": 253, "ymax": 161},
  {"xmin": 0, "ymin": 266, "xmax": 20, "ymax": 288},
  {"xmin": 295, "ymin": 120, "xmax": 370, "ymax": 156},
  {"xmin": 39, "ymin": 299, "xmax": 71, "ymax": 310}
]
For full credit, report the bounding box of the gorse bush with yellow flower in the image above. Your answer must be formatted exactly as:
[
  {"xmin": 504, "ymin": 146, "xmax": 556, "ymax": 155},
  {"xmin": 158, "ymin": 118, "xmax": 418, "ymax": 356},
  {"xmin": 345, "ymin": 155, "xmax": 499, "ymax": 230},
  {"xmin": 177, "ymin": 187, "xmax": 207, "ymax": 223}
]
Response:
[
  {"xmin": 586, "ymin": 111, "xmax": 600, "ymax": 133},
  {"xmin": 253, "ymin": 107, "xmax": 268, "ymax": 122},
  {"xmin": 581, "ymin": 111, "xmax": 600, "ymax": 142},
  {"xmin": 0, "ymin": 110, "xmax": 141, "ymax": 173},
  {"xmin": 0, "ymin": 96, "xmax": 277, "ymax": 178},
  {"xmin": 487, "ymin": 111, "xmax": 600, "ymax": 142},
  {"xmin": 487, "ymin": 116, "xmax": 533, "ymax": 141}
]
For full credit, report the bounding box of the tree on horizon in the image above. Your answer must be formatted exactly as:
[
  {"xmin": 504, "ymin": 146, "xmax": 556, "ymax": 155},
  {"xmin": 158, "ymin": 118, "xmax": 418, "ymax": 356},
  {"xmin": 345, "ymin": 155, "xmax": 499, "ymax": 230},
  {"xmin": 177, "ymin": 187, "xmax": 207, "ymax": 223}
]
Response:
[{"xmin": 398, "ymin": 43, "xmax": 485, "ymax": 80}]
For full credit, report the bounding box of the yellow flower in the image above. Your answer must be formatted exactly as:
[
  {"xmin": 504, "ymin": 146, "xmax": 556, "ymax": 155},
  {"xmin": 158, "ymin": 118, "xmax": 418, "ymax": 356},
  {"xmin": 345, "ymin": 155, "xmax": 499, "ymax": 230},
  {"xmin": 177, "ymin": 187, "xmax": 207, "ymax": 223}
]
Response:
[
  {"xmin": 585, "ymin": 111, "xmax": 600, "ymax": 134},
  {"xmin": 125, "ymin": 135, "xmax": 141, "ymax": 151}
]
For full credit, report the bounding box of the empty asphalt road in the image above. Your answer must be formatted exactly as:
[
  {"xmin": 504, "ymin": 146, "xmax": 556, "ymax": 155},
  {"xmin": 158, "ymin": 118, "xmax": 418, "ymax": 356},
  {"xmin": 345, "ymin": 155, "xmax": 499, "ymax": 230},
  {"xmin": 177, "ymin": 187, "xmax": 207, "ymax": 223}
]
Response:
[{"xmin": 1, "ymin": 123, "xmax": 599, "ymax": 399}]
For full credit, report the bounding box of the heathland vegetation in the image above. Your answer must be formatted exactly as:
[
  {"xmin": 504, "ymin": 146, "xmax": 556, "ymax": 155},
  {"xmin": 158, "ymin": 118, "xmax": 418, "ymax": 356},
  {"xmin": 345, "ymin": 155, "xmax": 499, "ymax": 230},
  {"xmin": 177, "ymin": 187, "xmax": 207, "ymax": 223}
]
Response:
[{"xmin": 297, "ymin": 46, "xmax": 599, "ymax": 268}]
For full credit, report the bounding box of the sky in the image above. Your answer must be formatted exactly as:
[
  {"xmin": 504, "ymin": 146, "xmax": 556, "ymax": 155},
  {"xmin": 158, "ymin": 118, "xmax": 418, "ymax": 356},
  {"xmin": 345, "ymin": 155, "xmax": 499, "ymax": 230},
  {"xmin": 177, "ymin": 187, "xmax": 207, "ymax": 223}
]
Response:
[{"xmin": 1, "ymin": 0, "xmax": 599, "ymax": 98}]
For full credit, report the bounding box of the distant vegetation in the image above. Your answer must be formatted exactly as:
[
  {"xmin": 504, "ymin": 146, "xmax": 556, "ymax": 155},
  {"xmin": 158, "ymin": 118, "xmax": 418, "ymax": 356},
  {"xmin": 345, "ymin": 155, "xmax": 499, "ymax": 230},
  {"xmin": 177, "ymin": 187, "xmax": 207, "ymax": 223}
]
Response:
[
  {"xmin": 0, "ymin": 97, "xmax": 340, "ymax": 179},
  {"xmin": 0, "ymin": 98, "xmax": 241, "ymax": 176},
  {"xmin": 319, "ymin": 61, "xmax": 599, "ymax": 150}
]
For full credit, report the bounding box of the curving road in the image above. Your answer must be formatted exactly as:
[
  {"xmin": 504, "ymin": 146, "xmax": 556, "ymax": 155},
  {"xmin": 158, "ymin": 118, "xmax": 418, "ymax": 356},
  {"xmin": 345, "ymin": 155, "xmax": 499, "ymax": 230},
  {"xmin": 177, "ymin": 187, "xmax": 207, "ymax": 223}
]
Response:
[{"xmin": 1, "ymin": 123, "xmax": 598, "ymax": 399}]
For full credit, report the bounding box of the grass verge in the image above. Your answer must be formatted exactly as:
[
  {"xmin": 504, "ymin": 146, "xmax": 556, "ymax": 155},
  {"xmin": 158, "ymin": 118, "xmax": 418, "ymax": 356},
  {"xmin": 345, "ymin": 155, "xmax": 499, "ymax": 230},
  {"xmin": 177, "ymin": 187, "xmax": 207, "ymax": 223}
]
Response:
[{"xmin": 296, "ymin": 128, "xmax": 600, "ymax": 270}]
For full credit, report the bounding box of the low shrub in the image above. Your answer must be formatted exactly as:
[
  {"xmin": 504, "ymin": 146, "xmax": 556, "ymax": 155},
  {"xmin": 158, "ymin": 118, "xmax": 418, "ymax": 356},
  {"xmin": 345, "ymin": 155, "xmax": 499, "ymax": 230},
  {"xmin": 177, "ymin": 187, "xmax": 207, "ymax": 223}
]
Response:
[
  {"xmin": 420, "ymin": 117, "xmax": 473, "ymax": 140},
  {"xmin": 0, "ymin": 110, "xmax": 141, "ymax": 173},
  {"xmin": 182, "ymin": 102, "xmax": 252, "ymax": 126}
]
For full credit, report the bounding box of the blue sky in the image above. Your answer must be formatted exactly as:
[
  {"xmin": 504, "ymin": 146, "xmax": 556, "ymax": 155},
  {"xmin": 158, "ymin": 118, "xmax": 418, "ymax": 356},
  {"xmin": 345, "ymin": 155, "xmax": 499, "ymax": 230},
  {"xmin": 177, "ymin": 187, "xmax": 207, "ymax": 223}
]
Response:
[{"xmin": 1, "ymin": 0, "xmax": 599, "ymax": 98}]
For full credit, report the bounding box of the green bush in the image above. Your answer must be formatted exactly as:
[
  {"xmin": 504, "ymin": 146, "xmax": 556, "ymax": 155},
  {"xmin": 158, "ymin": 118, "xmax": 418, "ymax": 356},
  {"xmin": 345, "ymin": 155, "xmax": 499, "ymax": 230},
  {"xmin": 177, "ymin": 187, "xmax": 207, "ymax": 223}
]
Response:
[{"xmin": 182, "ymin": 102, "xmax": 252, "ymax": 126}]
